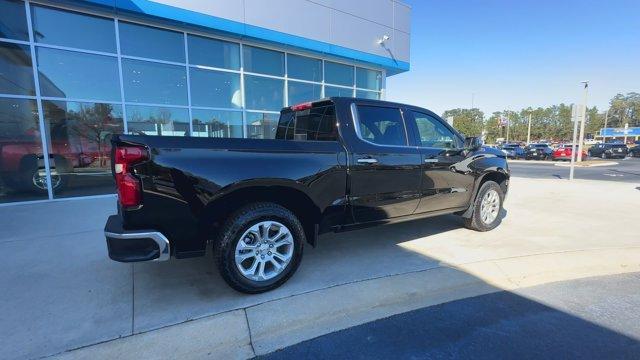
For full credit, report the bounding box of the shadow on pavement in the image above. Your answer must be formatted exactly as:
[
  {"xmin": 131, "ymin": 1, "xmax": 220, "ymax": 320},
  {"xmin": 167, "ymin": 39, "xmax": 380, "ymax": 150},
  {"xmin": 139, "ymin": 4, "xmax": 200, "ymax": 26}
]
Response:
[{"xmin": 261, "ymin": 273, "xmax": 640, "ymax": 360}]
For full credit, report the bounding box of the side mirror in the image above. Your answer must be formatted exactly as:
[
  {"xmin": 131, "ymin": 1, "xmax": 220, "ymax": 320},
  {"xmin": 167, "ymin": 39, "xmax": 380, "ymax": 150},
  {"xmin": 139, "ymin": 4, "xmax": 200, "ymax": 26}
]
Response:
[{"xmin": 464, "ymin": 136, "xmax": 482, "ymax": 151}]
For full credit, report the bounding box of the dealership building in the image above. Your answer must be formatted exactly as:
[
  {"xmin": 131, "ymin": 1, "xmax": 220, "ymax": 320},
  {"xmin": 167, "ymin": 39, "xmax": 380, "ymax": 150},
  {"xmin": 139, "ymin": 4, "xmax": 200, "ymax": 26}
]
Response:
[{"xmin": 0, "ymin": 0, "xmax": 411, "ymax": 204}]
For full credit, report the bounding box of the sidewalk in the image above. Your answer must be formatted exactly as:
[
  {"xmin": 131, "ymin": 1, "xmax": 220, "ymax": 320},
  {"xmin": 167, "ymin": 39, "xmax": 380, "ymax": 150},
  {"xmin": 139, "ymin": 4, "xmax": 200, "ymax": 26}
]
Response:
[{"xmin": 1, "ymin": 177, "xmax": 639, "ymax": 359}]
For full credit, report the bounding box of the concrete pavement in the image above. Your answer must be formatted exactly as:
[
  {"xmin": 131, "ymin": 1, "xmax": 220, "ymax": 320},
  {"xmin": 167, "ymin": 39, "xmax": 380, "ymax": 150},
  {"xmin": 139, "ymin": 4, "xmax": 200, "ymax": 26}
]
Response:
[
  {"xmin": 1, "ymin": 177, "xmax": 639, "ymax": 359},
  {"xmin": 263, "ymin": 272, "xmax": 640, "ymax": 359}
]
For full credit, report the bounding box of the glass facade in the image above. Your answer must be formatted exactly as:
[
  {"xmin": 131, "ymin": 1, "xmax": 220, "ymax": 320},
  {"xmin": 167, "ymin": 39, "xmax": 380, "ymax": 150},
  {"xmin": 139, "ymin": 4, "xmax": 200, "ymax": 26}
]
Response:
[{"xmin": 0, "ymin": 1, "xmax": 384, "ymax": 203}]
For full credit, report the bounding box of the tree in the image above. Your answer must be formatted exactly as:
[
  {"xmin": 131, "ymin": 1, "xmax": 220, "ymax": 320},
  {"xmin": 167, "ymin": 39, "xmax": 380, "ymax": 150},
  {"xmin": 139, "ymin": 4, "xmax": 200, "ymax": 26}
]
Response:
[
  {"xmin": 606, "ymin": 92, "xmax": 640, "ymax": 128},
  {"xmin": 441, "ymin": 108, "xmax": 484, "ymax": 136}
]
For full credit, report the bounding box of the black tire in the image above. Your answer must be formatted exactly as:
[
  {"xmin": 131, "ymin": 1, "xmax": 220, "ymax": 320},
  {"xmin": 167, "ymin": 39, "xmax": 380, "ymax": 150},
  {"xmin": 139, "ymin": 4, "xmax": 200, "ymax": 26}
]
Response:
[
  {"xmin": 587, "ymin": 151, "xmax": 592, "ymax": 157},
  {"xmin": 463, "ymin": 180, "xmax": 504, "ymax": 232},
  {"xmin": 601, "ymin": 152, "xmax": 607, "ymax": 159},
  {"xmin": 214, "ymin": 202, "xmax": 305, "ymax": 294}
]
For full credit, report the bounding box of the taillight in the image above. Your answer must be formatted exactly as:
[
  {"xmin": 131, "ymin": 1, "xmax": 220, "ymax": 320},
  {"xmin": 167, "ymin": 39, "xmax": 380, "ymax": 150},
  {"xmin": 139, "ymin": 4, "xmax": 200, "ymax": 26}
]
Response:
[
  {"xmin": 291, "ymin": 102, "xmax": 313, "ymax": 111},
  {"xmin": 114, "ymin": 146, "xmax": 148, "ymax": 208}
]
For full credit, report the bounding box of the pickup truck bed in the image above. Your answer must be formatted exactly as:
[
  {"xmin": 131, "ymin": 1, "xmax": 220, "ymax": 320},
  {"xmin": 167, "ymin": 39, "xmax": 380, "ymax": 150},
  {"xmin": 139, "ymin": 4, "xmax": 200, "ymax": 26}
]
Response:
[{"xmin": 105, "ymin": 97, "xmax": 509, "ymax": 293}]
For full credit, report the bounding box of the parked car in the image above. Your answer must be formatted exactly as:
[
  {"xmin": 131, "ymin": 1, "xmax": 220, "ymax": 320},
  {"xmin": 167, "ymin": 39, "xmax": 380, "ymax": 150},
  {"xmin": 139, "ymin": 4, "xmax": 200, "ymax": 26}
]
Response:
[
  {"xmin": 587, "ymin": 143, "xmax": 628, "ymax": 159},
  {"xmin": 629, "ymin": 142, "xmax": 640, "ymax": 158},
  {"xmin": 104, "ymin": 98, "xmax": 510, "ymax": 293},
  {"xmin": 551, "ymin": 144, "xmax": 587, "ymax": 161},
  {"xmin": 524, "ymin": 143, "xmax": 553, "ymax": 160},
  {"xmin": 500, "ymin": 143, "xmax": 525, "ymax": 159}
]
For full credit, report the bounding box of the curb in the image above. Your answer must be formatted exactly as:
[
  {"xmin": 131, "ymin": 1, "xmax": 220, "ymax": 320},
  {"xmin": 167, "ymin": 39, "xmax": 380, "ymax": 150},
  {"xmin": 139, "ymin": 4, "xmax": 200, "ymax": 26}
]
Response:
[{"xmin": 51, "ymin": 247, "xmax": 640, "ymax": 359}]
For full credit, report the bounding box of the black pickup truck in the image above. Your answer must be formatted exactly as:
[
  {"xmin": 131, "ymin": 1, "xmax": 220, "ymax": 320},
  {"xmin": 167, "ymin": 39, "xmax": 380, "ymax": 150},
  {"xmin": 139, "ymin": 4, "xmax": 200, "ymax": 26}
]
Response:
[{"xmin": 105, "ymin": 98, "xmax": 509, "ymax": 293}]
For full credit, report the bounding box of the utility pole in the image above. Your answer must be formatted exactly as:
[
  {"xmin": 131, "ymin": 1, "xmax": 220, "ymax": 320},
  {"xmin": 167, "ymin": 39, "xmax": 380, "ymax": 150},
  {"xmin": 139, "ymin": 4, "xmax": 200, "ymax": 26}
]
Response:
[
  {"xmin": 602, "ymin": 109, "xmax": 609, "ymax": 143},
  {"xmin": 506, "ymin": 116, "xmax": 510, "ymax": 142},
  {"xmin": 577, "ymin": 81, "xmax": 589, "ymax": 162},
  {"xmin": 569, "ymin": 104, "xmax": 580, "ymax": 180},
  {"xmin": 526, "ymin": 111, "xmax": 532, "ymax": 145}
]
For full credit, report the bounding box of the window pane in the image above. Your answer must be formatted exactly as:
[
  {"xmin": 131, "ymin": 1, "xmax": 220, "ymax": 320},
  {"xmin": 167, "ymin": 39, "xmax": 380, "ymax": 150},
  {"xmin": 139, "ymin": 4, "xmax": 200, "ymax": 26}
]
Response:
[
  {"xmin": 122, "ymin": 59, "xmax": 187, "ymax": 105},
  {"xmin": 356, "ymin": 90, "xmax": 380, "ymax": 100},
  {"xmin": 0, "ymin": 97, "xmax": 47, "ymax": 202},
  {"xmin": 37, "ymin": 47, "xmax": 120, "ymax": 101},
  {"xmin": 412, "ymin": 112, "xmax": 459, "ymax": 149},
  {"xmin": 243, "ymin": 46, "xmax": 283, "ymax": 76},
  {"xmin": 288, "ymin": 81, "xmax": 321, "ymax": 106},
  {"xmin": 246, "ymin": 112, "xmax": 278, "ymax": 139},
  {"xmin": 188, "ymin": 34, "xmax": 239, "ymax": 70},
  {"xmin": 0, "ymin": 0, "xmax": 29, "ymax": 41},
  {"xmin": 42, "ymin": 100, "xmax": 123, "ymax": 198},
  {"xmin": 244, "ymin": 75, "xmax": 283, "ymax": 111},
  {"xmin": 119, "ymin": 22, "xmax": 184, "ymax": 62},
  {"xmin": 356, "ymin": 67, "xmax": 382, "ymax": 90},
  {"xmin": 192, "ymin": 109, "xmax": 242, "ymax": 138},
  {"xmin": 287, "ymin": 54, "xmax": 321, "ymax": 82},
  {"xmin": 325, "ymin": 61, "xmax": 353, "ymax": 86},
  {"xmin": 325, "ymin": 86, "xmax": 353, "ymax": 98},
  {"xmin": 126, "ymin": 105, "xmax": 189, "ymax": 136},
  {"xmin": 0, "ymin": 42, "xmax": 35, "ymax": 95},
  {"xmin": 277, "ymin": 105, "xmax": 337, "ymax": 141},
  {"xmin": 31, "ymin": 5, "xmax": 116, "ymax": 53},
  {"xmin": 190, "ymin": 68, "xmax": 241, "ymax": 108},
  {"xmin": 356, "ymin": 105, "xmax": 407, "ymax": 146}
]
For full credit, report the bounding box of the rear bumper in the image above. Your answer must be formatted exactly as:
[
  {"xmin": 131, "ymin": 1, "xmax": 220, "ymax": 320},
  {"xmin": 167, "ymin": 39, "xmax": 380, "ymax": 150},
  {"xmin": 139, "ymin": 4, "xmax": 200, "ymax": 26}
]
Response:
[{"xmin": 105, "ymin": 215, "xmax": 170, "ymax": 262}]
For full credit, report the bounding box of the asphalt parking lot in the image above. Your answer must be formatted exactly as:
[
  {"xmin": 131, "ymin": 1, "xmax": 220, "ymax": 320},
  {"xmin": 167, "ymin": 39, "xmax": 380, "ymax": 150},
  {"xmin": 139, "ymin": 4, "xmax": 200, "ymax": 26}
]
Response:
[
  {"xmin": 264, "ymin": 272, "xmax": 640, "ymax": 360},
  {"xmin": 509, "ymin": 157, "xmax": 640, "ymax": 183}
]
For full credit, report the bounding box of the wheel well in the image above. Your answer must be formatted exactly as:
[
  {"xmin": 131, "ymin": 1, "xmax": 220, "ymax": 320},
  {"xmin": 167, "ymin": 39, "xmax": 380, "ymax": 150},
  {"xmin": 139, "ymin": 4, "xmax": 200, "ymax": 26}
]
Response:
[
  {"xmin": 200, "ymin": 186, "xmax": 321, "ymax": 248},
  {"xmin": 478, "ymin": 171, "xmax": 508, "ymax": 195}
]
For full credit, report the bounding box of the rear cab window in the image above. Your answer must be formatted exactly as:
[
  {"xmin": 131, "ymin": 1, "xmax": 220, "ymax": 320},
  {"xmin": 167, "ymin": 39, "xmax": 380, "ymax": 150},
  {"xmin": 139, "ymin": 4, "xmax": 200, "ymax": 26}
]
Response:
[
  {"xmin": 354, "ymin": 105, "xmax": 407, "ymax": 146},
  {"xmin": 276, "ymin": 102, "xmax": 337, "ymax": 141}
]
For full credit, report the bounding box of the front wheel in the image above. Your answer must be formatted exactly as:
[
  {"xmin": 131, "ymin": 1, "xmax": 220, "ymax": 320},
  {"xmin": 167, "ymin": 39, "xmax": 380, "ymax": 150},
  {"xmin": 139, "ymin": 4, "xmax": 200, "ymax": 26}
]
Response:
[
  {"xmin": 464, "ymin": 181, "xmax": 504, "ymax": 232},
  {"xmin": 214, "ymin": 202, "xmax": 305, "ymax": 294},
  {"xmin": 601, "ymin": 152, "xmax": 608, "ymax": 159}
]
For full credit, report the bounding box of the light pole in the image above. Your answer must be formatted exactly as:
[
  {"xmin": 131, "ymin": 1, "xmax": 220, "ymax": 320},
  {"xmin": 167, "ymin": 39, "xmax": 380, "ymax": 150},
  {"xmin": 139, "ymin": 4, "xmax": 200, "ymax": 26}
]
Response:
[
  {"xmin": 577, "ymin": 81, "xmax": 589, "ymax": 162},
  {"xmin": 526, "ymin": 111, "xmax": 532, "ymax": 145},
  {"xmin": 602, "ymin": 109, "xmax": 609, "ymax": 143}
]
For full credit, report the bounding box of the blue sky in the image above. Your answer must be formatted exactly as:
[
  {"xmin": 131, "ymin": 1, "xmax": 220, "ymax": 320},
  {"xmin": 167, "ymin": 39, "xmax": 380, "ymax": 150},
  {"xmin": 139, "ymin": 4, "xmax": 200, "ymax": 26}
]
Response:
[{"xmin": 386, "ymin": 0, "xmax": 640, "ymax": 116}]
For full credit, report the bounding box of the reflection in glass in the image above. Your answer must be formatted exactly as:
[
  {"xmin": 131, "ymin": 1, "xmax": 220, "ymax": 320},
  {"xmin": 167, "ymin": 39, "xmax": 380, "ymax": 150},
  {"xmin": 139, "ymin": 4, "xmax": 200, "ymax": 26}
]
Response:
[
  {"xmin": 122, "ymin": 59, "xmax": 187, "ymax": 105},
  {"xmin": 190, "ymin": 68, "xmax": 241, "ymax": 108},
  {"xmin": 41, "ymin": 101, "xmax": 123, "ymax": 198},
  {"xmin": 126, "ymin": 105, "xmax": 189, "ymax": 136},
  {"xmin": 36, "ymin": 47, "xmax": 120, "ymax": 101},
  {"xmin": 192, "ymin": 109, "xmax": 242, "ymax": 138},
  {"xmin": 118, "ymin": 21, "xmax": 185, "ymax": 63},
  {"xmin": 246, "ymin": 112, "xmax": 278, "ymax": 139},
  {"xmin": 31, "ymin": 5, "xmax": 116, "ymax": 53},
  {"xmin": 288, "ymin": 81, "xmax": 322, "ymax": 106},
  {"xmin": 244, "ymin": 75, "xmax": 283, "ymax": 111},
  {"xmin": 324, "ymin": 86, "xmax": 353, "ymax": 98},
  {"xmin": 243, "ymin": 46, "xmax": 284, "ymax": 76},
  {"xmin": 356, "ymin": 90, "xmax": 380, "ymax": 100},
  {"xmin": 287, "ymin": 54, "xmax": 322, "ymax": 82},
  {"xmin": 0, "ymin": 0, "xmax": 29, "ymax": 41},
  {"xmin": 188, "ymin": 34, "xmax": 240, "ymax": 70},
  {"xmin": 0, "ymin": 97, "xmax": 47, "ymax": 202},
  {"xmin": 325, "ymin": 61, "xmax": 353, "ymax": 86},
  {"xmin": 0, "ymin": 42, "xmax": 35, "ymax": 96},
  {"xmin": 356, "ymin": 68, "xmax": 382, "ymax": 90}
]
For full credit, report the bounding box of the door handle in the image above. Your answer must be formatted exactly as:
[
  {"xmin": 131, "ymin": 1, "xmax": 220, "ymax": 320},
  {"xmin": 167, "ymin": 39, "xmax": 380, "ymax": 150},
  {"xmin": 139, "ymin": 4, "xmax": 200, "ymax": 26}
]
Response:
[
  {"xmin": 357, "ymin": 157, "xmax": 378, "ymax": 164},
  {"xmin": 424, "ymin": 158, "xmax": 439, "ymax": 163}
]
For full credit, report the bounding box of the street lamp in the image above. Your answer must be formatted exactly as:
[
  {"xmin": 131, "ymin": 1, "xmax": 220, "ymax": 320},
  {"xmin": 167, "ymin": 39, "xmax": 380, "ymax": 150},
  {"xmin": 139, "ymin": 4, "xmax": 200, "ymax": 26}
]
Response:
[
  {"xmin": 526, "ymin": 110, "xmax": 532, "ymax": 145},
  {"xmin": 577, "ymin": 81, "xmax": 589, "ymax": 162}
]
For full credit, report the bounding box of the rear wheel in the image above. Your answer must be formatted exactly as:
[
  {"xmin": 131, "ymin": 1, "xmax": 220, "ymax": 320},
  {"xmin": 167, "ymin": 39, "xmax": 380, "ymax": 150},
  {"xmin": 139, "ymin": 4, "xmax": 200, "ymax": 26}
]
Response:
[
  {"xmin": 214, "ymin": 202, "xmax": 304, "ymax": 293},
  {"xmin": 464, "ymin": 181, "xmax": 504, "ymax": 232}
]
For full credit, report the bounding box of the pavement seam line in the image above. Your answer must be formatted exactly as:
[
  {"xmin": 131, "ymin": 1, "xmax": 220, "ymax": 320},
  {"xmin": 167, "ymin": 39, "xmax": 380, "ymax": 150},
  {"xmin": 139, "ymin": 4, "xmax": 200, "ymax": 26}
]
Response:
[
  {"xmin": 243, "ymin": 308, "xmax": 257, "ymax": 357},
  {"xmin": 131, "ymin": 263, "xmax": 135, "ymax": 334},
  {"xmin": 491, "ymin": 260, "xmax": 520, "ymax": 287}
]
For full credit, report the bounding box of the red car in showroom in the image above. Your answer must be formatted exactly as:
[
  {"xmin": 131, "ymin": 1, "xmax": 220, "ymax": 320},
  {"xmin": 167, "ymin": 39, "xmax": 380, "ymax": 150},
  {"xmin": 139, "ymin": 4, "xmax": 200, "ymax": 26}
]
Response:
[{"xmin": 551, "ymin": 144, "xmax": 587, "ymax": 161}]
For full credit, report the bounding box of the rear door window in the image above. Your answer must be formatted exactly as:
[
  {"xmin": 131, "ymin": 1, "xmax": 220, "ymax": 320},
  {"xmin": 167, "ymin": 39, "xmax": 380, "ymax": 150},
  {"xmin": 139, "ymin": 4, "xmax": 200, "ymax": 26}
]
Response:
[{"xmin": 355, "ymin": 105, "xmax": 407, "ymax": 146}]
